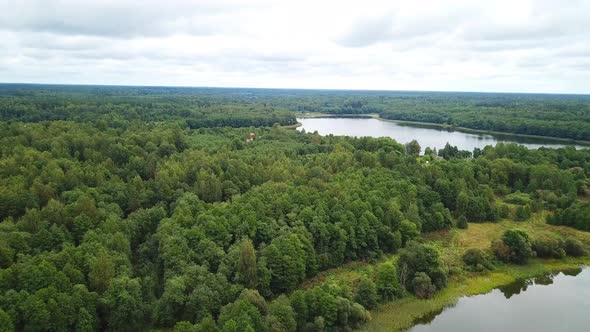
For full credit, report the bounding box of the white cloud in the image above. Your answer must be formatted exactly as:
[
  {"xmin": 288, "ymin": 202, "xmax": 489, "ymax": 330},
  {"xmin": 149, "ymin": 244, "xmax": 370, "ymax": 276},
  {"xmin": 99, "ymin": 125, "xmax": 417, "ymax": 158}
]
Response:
[{"xmin": 0, "ymin": 0, "xmax": 589, "ymax": 93}]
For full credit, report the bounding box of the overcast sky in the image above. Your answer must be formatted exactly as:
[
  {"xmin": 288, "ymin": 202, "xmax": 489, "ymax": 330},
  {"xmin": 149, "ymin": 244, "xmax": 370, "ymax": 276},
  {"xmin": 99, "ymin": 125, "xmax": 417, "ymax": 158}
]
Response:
[{"xmin": 1, "ymin": 0, "xmax": 589, "ymax": 93}]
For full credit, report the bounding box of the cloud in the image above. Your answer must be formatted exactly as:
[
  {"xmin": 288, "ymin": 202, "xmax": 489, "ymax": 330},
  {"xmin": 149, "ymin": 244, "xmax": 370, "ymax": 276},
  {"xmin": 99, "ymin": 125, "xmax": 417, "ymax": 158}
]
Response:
[
  {"xmin": 0, "ymin": 0, "xmax": 589, "ymax": 93},
  {"xmin": 0, "ymin": 0, "xmax": 262, "ymax": 38}
]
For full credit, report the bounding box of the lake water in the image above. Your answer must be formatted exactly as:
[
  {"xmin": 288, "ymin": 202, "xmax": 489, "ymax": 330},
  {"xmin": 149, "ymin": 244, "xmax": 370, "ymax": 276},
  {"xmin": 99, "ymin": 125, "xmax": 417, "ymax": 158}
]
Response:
[
  {"xmin": 297, "ymin": 117, "xmax": 587, "ymax": 151},
  {"xmin": 408, "ymin": 267, "xmax": 590, "ymax": 332}
]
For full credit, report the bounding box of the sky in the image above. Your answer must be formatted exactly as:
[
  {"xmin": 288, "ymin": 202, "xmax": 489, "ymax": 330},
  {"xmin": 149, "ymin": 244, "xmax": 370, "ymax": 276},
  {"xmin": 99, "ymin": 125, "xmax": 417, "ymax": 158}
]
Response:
[{"xmin": 1, "ymin": 0, "xmax": 589, "ymax": 93}]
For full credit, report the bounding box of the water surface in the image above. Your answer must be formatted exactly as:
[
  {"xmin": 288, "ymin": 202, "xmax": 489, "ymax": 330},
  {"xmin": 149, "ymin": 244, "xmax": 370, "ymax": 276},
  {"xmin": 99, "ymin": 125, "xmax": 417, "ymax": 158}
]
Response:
[
  {"xmin": 408, "ymin": 267, "xmax": 589, "ymax": 332},
  {"xmin": 297, "ymin": 118, "xmax": 587, "ymax": 151}
]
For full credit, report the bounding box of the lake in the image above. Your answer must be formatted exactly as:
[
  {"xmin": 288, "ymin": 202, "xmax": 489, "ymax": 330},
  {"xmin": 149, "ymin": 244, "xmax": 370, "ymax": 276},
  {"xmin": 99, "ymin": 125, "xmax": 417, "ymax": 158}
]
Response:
[
  {"xmin": 408, "ymin": 267, "xmax": 590, "ymax": 332},
  {"xmin": 297, "ymin": 117, "xmax": 587, "ymax": 151}
]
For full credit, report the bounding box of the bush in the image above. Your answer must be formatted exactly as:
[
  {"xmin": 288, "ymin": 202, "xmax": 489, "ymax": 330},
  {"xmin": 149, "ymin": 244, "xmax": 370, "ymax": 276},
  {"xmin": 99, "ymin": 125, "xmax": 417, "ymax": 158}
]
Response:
[
  {"xmin": 504, "ymin": 192, "xmax": 532, "ymax": 205},
  {"xmin": 397, "ymin": 242, "xmax": 447, "ymax": 295},
  {"xmin": 497, "ymin": 203, "xmax": 511, "ymax": 219},
  {"xmin": 564, "ymin": 238, "xmax": 586, "ymax": 257},
  {"xmin": 493, "ymin": 230, "xmax": 534, "ymax": 264},
  {"xmin": 413, "ymin": 272, "xmax": 435, "ymax": 299},
  {"xmin": 354, "ymin": 277, "xmax": 378, "ymax": 309},
  {"xmin": 491, "ymin": 239, "xmax": 510, "ymax": 262},
  {"xmin": 514, "ymin": 205, "xmax": 532, "ymax": 221},
  {"xmin": 532, "ymin": 235, "xmax": 566, "ymax": 259},
  {"xmin": 462, "ymin": 248, "xmax": 494, "ymax": 271},
  {"xmin": 375, "ymin": 262, "xmax": 401, "ymax": 301},
  {"xmin": 457, "ymin": 215, "xmax": 468, "ymax": 229}
]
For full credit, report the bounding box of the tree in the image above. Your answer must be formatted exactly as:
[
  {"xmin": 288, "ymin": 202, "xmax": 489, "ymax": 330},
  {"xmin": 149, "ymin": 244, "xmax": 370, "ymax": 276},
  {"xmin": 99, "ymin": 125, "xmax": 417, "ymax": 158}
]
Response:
[
  {"xmin": 457, "ymin": 215, "xmax": 468, "ymax": 229},
  {"xmin": 496, "ymin": 229, "xmax": 534, "ymax": 264},
  {"xmin": 405, "ymin": 140, "xmax": 421, "ymax": 157},
  {"xmin": 412, "ymin": 272, "xmax": 435, "ymax": 299},
  {"xmin": 532, "ymin": 235, "xmax": 566, "ymax": 259},
  {"xmin": 218, "ymin": 299, "xmax": 266, "ymax": 332},
  {"xmin": 268, "ymin": 295, "xmax": 296, "ymax": 332},
  {"xmin": 396, "ymin": 242, "xmax": 447, "ymax": 293},
  {"xmin": 238, "ymin": 239, "xmax": 258, "ymax": 289},
  {"xmin": 75, "ymin": 308, "xmax": 95, "ymax": 332},
  {"xmin": 354, "ymin": 277, "xmax": 377, "ymax": 309},
  {"xmin": 514, "ymin": 205, "xmax": 531, "ymax": 221},
  {"xmin": 399, "ymin": 220, "xmax": 419, "ymax": 246},
  {"xmin": 0, "ymin": 309, "xmax": 13, "ymax": 332},
  {"xmin": 462, "ymin": 248, "xmax": 493, "ymax": 271},
  {"xmin": 88, "ymin": 252, "xmax": 115, "ymax": 294},
  {"xmin": 103, "ymin": 277, "xmax": 144, "ymax": 331},
  {"xmin": 564, "ymin": 237, "xmax": 585, "ymax": 257},
  {"xmin": 263, "ymin": 234, "xmax": 307, "ymax": 294},
  {"xmin": 375, "ymin": 262, "xmax": 401, "ymax": 301}
]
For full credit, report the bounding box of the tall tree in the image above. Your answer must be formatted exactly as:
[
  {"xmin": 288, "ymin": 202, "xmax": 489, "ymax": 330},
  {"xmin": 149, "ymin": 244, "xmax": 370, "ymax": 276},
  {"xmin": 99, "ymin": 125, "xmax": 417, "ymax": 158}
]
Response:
[{"xmin": 238, "ymin": 238, "xmax": 258, "ymax": 289}]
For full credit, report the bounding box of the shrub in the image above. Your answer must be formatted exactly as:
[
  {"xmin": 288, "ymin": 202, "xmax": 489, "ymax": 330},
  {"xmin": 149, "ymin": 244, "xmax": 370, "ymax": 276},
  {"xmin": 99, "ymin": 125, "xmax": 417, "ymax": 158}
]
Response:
[
  {"xmin": 397, "ymin": 242, "xmax": 447, "ymax": 295},
  {"xmin": 504, "ymin": 192, "xmax": 532, "ymax": 205},
  {"xmin": 375, "ymin": 262, "xmax": 401, "ymax": 301},
  {"xmin": 462, "ymin": 248, "xmax": 494, "ymax": 271},
  {"xmin": 497, "ymin": 203, "xmax": 511, "ymax": 219},
  {"xmin": 514, "ymin": 205, "xmax": 531, "ymax": 221},
  {"xmin": 413, "ymin": 272, "xmax": 435, "ymax": 299},
  {"xmin": 564, "ymin": 238, "xmax": 586, "ymax": 257},
  {"xmin": 457, "ymin": 215, "xmax": 468, "ymax": 229},
  {"xmin": 354, "ymin": 277, "xmax": 378, "ymax": 309},
  {"xmin": 532, "ymin": 235, "xmax": 566, "ymax": 259},
  {"xmin": 491, "ymin": 239, "xmax": 510, "ymax": 262},
  {"xmin": 493, "ymin": 230, "xmax": 534, "ymax": 264}
]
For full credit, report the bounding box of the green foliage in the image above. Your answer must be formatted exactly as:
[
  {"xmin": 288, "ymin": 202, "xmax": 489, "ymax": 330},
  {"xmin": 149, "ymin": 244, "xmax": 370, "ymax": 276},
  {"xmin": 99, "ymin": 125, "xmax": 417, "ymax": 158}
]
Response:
[
  {"xmin": 456, "ymin": 215, "xmax": 468, "ymax": 229},
  {"xmin": 462, "ymin": 249, "xmax": 494, "ymax": 271},
  {"xmin": 354, "ymin": 277, "xmax": 378, "ymax": 309},
  {"xmin": 564, "ymin": 237, "xmax": 586, "ymax": 257},
  {"xmin": 375, "ymin": 262, "xmax": 401, "ymax": 302},
  {"xmin": 0, "ymin": 309, "xmax": 13, "ymax": 332},
  {"xmin": 514, "ymin": 205, "xmax": 532, "ymax": 221},
  {"xmin": 504, "ymin": 192, "xmax": 532, "ymax": 205},
  {"xmin": 102, "ymin": 277, "xmax": 144, "ymax": 331},
  {"xmin": 397, "ymin": 242, "xmax": 447, "ymax": 295},
  {"xmin": 263, "ymin": 234, "xmax": 308, "ymax": 294},
  {"xmin": 532, "ymin": 235, "xmax": 566, "ymax": 259},
  {"xmin": 238, "ymin": 239, "xmax": 258, "ymax": 289},
  {"xmin": 493, "ymin": 230, "xmax": 535, "ymax": 264},
  {"xmin": 412, "ymin": 272, "xmax": 436, "ymax": 299},
  {"xmin": 218, "ymin": 299, "xmax": 266, "ymax": 332},
  {"xmin": 548, "ymin": 201, "xmax": 590, "ymax": 231},
  {"xmin": 405, "ymin": 140, "xmax": 421, "ymax": 157},
  {"xmin": 399, "ymin": 220, "xmax": 420, "ymax": 246},
  {"xmin": 88, "ymin": 252, "xmax": 115, "ymax": 294},
  {"xmin": 267, "ymin": 295, "xmax": 296, "ymax": 332},
  {"xmin": 0, "ymin": 85, "xmax": 589, "ymax": 331}
]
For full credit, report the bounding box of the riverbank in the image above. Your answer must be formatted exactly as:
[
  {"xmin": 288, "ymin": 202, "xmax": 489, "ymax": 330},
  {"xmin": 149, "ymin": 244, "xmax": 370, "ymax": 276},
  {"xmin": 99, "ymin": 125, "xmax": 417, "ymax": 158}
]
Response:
[
  {"xmin": 363, "ymin": 257, "xmax": 590, "ymax": 331},
  {"xmin": 278, "ymin": 122, "xmax": 302, "ymax": 129},
  {"xmin": 296, "ymin": 112, "xmax": 590, "ymax": 147}
]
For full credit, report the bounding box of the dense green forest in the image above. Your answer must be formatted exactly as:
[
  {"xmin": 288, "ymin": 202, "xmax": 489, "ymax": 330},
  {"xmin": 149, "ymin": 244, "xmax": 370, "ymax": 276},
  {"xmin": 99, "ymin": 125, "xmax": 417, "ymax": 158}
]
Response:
[
  {"xmin": 3, "ymin": 84, "xmax": 590, "ymax": 140},
  {"xmin": 0, "ymin": 84, "xmax": 589, "ymax": 331}
]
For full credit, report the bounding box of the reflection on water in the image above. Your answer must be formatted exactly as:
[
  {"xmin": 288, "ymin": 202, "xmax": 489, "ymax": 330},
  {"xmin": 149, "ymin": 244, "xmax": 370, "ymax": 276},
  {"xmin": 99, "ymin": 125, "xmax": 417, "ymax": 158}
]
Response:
[
  {"xmin": 298, "ymin": 118, "xmax": 588, "ymax": 151},
  {"xmin": 407, "ymin": 267, "xmax": 588, "ymax": 332}
]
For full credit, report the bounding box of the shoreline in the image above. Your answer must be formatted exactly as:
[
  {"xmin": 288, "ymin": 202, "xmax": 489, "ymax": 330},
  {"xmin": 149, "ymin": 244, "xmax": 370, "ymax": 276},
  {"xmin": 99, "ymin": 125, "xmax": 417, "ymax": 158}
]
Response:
[
  {"xmin": 362, "ymin": 257, "xmax": 590, "ymax": 331},
  {"xmin": 296, "ymin": 113, "xmax": 590, "ymax": 147}
]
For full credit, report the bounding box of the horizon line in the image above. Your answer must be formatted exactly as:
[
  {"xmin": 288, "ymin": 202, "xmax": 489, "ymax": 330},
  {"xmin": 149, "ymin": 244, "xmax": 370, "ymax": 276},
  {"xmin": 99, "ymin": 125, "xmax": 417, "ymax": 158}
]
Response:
[{"xmin": 1, "ymin": 82, "xmax": 589, "ymax": 97}]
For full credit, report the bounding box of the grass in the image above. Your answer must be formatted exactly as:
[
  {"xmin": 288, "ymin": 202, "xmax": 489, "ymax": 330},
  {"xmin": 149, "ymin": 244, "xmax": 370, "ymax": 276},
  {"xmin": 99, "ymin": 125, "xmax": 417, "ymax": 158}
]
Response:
[{"xmin": 300, "ymin": 209, "xmax": 590, "ymax": 332}]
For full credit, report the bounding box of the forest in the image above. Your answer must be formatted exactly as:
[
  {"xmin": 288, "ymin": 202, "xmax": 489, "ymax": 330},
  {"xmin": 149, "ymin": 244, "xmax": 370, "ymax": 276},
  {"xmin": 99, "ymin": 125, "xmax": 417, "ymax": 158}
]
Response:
[{"xmin": 0, "ymin": 84, "xmax": 589, "ymax": 331}]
